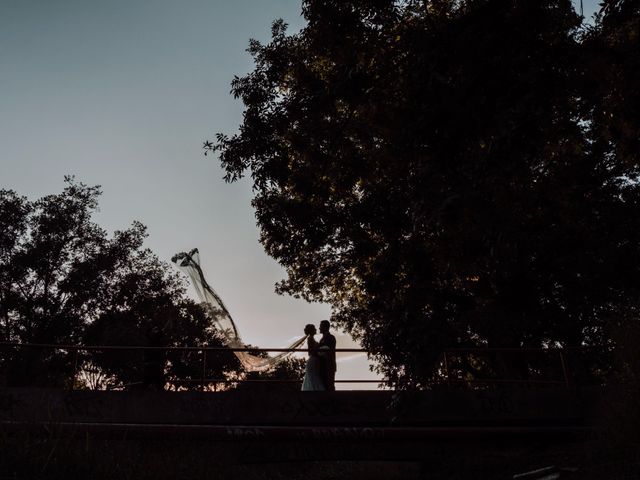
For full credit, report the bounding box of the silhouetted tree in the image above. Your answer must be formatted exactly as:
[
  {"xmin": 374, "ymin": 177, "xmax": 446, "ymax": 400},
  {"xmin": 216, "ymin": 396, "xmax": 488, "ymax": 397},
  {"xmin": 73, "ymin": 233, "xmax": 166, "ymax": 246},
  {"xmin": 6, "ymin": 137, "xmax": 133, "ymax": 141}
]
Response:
[
  {"xmin": 0, "ymin": 178, "xmax": 240, "ymax": 388},
  {"xmin": 236, "ymin": 356, "xmax": 306, "ymax": 391},
  {"xmin": 209, "ymin": 0, "xmax": 640, "ymax": 387}
]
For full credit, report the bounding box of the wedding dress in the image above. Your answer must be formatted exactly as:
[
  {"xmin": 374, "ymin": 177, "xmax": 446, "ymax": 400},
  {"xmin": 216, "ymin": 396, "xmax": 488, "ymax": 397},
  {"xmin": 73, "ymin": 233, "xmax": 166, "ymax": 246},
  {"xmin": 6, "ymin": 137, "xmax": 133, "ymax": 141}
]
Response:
[{"xmin": 301, "ymin": 338, "xmax": 328, "ymax": 391}]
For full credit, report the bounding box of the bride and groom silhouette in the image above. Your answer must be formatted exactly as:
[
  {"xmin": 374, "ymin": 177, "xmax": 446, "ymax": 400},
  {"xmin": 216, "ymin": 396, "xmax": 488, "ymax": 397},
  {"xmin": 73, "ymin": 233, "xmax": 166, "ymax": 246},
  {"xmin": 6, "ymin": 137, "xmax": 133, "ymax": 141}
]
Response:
[{"xmin": 301, "ymin": 320, "xmax": 336, "ymax": 391}]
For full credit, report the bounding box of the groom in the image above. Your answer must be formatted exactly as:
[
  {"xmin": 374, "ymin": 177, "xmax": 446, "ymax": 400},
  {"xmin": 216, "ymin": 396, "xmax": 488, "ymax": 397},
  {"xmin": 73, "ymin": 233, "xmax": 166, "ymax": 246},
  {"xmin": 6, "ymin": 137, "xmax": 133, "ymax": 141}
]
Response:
[{"xmin": 318, "ymin": 320, "xmax": 337, "ymax": 391}]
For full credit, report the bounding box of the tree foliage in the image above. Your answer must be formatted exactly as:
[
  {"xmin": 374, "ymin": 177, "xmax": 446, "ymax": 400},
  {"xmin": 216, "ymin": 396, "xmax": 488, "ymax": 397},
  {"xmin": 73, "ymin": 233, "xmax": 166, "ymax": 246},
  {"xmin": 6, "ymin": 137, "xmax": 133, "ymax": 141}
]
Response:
[
  {"xmin": 0, "ymin": 178, "xmax": 240, "ymax": 388},
  {"xmin": 237, "ymin": 356, "xmax": 307, "ymax": 392},
  {"xmin": 210, "ymin": 0, "xmax": 640, "ymax": 387}
]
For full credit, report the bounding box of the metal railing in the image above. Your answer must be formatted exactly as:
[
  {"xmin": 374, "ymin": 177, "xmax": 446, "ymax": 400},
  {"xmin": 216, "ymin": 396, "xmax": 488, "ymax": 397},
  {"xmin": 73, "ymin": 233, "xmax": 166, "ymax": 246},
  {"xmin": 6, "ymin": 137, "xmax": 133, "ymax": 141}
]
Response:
[
  {"xmin": 0, "ymin": 342, "xmax": 379, "ymax": 390},
  {"xmin": 0, "ymin": 342, "xmax": 606, "ymax": 390},
  {"xmin": 441, "ymin": 347, "xmax": 584, "ymax": 388}
]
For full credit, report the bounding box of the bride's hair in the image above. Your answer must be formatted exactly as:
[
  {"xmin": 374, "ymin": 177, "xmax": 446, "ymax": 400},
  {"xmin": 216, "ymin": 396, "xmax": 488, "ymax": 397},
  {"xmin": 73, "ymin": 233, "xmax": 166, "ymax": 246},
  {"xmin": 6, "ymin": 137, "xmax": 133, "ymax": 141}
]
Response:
[{"xmin": 304, "ymin": 324, "xmax": 316, "ymax": 335}]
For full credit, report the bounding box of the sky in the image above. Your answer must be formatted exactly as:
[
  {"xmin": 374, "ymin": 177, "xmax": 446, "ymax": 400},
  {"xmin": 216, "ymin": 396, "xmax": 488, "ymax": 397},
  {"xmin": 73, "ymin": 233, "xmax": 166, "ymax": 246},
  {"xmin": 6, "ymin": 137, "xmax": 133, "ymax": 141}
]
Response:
[{"xmin": 0, "ymin": 0, "xmax": 600, "ymax": 388}]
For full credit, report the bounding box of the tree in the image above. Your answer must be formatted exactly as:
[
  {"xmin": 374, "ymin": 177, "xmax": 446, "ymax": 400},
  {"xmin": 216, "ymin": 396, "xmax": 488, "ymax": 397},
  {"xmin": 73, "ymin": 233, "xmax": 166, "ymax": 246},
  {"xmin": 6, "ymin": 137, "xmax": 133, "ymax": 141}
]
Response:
[
  {"xmin": 236, "ymin": 356, "xmax": 307, "ymax": 392},
  {"xmin": 0, "ymin": 178, "xmax": 240, "ymax": 388},
  {"xmin": 209, "ymin": 0, "xmax": 640, "ymax": 387}
]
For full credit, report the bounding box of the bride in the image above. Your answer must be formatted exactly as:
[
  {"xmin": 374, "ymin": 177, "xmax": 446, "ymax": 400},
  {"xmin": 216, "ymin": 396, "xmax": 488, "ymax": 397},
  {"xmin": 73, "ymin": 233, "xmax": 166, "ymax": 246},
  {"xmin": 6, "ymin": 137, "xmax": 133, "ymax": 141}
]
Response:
[{"xmin": 301, "ymin": 324, "xmax": 326, "ymax": 391}]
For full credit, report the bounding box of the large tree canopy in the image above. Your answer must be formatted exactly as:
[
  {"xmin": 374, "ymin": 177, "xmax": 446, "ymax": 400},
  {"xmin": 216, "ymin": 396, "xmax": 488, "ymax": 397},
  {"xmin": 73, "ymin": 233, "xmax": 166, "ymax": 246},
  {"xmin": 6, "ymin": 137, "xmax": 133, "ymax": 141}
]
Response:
[{"xmin": 210, "ymin": 0, "xmax": 640, "ymax": 386}]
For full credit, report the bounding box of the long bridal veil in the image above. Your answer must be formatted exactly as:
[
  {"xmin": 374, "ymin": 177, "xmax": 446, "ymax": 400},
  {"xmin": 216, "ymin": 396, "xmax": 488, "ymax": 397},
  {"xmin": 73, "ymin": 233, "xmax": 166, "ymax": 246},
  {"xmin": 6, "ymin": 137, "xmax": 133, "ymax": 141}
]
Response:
[{"xmin": 172, "ymin": 248, "xmax": 306, "ymax": 372}]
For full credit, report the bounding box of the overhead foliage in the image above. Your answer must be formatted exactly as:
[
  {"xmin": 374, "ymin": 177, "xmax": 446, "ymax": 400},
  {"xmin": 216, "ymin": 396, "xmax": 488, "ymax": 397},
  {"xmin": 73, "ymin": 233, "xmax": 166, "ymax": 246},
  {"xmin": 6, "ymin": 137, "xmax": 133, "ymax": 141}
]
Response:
[{"xmin": 209, "ymin": 0, "xmax": 640, "ymax": 387}]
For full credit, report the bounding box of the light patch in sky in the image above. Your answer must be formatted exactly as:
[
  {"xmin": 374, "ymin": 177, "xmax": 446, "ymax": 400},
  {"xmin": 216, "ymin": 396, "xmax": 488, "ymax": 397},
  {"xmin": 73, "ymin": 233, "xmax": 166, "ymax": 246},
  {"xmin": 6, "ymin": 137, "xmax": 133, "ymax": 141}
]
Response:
[{"xmin": 0, "ymin": 0, "xmax": 380, "ymax": 388}]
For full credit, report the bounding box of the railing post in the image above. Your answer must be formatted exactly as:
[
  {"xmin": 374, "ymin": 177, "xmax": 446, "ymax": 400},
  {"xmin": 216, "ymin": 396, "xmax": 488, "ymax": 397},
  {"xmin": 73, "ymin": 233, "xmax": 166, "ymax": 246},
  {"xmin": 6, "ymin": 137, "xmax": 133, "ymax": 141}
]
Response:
[
  {"xmin": 201, "ymin": 349, "xmax": 207, "ymax": 391},
  {"xmin": 559, "ymin": 350, "xmax": 570, "ymax": 388},
  {"xmin": 72, "ymin": 348, "xmax": 79, "ymax": 390},
  {"xmin": 443, "ymin": 351, "xmax": 451, "ymax": 387}
]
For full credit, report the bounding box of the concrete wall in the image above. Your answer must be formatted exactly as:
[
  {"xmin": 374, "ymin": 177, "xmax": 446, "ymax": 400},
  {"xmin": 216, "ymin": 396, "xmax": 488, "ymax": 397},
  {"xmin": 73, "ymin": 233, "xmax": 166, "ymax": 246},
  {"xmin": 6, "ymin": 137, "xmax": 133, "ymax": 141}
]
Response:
[{"xmin": 0, "ymin": 386, "xmax": 606, "ymax": 428}]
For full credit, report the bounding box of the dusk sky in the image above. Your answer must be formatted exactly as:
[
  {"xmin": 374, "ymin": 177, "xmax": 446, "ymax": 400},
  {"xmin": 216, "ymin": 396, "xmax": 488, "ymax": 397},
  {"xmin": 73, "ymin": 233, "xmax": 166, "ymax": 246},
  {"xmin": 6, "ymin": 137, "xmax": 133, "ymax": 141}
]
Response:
[{"xmin": 0, "ymin": 0, "xmax": 600, "ymax": 387}]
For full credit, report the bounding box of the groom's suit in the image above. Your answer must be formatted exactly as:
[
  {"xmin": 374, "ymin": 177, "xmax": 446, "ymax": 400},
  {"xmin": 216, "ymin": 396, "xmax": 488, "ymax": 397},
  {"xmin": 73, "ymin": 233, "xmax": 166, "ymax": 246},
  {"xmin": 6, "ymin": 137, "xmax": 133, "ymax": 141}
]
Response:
[{"xmin": 318, "ymin": 333, "xmax": 336, "ymax": 391}]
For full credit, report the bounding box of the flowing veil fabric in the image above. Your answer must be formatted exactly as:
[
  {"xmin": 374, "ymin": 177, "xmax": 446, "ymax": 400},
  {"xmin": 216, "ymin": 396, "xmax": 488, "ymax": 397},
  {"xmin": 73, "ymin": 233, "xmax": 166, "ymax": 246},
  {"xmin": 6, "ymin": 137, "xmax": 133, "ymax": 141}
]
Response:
[{"xmin": 171, "ymin": 248, "xmax": 306, "ymax": 372}]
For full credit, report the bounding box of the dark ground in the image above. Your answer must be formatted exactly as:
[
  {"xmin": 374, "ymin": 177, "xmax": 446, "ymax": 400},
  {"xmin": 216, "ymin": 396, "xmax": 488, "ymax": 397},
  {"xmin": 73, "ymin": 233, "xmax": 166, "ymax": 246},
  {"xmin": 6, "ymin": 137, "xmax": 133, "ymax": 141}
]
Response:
[
  {"xmin": 1, "ymin": 427, "xmax": 639, "ymax": 480},
  {"xmin": 2, "ymin": 385, "xmax": 639, "ymax": 478}
]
